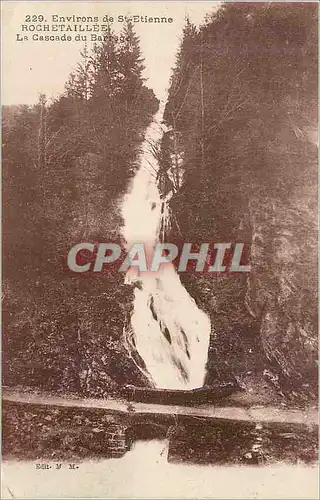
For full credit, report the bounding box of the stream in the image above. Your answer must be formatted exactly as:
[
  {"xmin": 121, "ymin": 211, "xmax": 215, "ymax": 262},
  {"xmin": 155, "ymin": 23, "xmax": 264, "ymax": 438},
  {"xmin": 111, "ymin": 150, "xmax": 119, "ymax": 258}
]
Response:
[{"xmin": 121, "ymin": 108, "xmax": 211, "ymax": 390}]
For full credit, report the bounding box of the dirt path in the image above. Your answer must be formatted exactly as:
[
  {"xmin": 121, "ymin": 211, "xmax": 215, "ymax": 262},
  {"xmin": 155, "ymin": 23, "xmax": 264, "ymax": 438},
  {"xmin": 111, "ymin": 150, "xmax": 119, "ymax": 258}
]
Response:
[{"xmin": 3, "ymin": 388, "xmax": 318, "ymax": 426}]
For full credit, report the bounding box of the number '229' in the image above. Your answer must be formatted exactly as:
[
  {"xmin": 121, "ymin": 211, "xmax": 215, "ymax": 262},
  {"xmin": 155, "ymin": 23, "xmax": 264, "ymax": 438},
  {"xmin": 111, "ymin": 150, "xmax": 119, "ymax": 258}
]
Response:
[{"xmin": 25, "ymin": 15, "xmax": 45, "ymax": 22}]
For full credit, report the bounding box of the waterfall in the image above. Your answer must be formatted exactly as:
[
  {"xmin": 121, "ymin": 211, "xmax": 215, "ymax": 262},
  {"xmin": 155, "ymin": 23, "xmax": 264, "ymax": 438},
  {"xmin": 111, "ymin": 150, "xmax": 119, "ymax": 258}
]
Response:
[{"xmin": 121, "ymin": 108, "xmax": 211, "ymax": 390}]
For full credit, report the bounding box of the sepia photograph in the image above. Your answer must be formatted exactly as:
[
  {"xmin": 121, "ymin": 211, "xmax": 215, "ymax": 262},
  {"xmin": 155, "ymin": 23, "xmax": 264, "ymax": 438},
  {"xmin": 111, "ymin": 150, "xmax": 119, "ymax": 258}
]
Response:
[{"xmin": 1, "ymin": 1, "xmax": 319, "ymax": 498}]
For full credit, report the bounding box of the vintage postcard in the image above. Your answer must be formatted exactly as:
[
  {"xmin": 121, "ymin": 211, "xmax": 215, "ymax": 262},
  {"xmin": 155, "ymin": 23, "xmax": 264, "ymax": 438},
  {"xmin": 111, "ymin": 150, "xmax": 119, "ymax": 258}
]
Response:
[{"xmin": 1, "ymin": 1, "xmax": 319, "ymax": 498}]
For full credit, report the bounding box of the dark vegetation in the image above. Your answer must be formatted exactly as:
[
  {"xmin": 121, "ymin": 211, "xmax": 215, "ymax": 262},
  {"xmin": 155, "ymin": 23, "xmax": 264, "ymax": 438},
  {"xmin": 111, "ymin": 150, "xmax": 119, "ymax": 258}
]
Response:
[
  {"xmin": 3, "ymin": 400, "xmax": 317, "ymax": 463},
  {"xmin": 160, "ymin": 3, "xmax": 318, "ymax": 403},
  {"xmin": 168, "ymin": 418, "xmax": 318, "ymax": 465},
  {"xmin": 3, "ymin": 22, "xmax": 159, "ymax": 396},
  {"xmin": 3, "ymin": 4, "xmax": 318, "ymax": 406}
]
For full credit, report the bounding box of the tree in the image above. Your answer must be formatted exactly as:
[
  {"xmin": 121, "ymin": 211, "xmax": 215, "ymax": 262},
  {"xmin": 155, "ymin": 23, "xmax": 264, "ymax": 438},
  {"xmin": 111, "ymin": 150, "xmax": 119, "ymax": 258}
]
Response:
[
  {"xmin": 37, "ymin": 93, "xmax": 47, "ymax": 170},
  {"xmin": 65, "ymin": 44, "xmax": 92, "ymax": 101},
  {"xmin": 118, "ymin": 20, "xmax": 145, "ymax": 107},
  {"xmin": 91, "ymin": 25, "xmax": 121, "ymax": 101}
]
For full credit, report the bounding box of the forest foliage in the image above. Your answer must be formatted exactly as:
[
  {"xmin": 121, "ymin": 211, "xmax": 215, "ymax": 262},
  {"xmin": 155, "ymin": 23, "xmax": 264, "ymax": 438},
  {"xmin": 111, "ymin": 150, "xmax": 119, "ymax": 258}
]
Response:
[
  {"xmin": 161, "ymin": 2, "xmax": 318, "ymax": 401},
  {"xmin": 3, "ymin": 22, "xmax": 158, "ymax": 394}
]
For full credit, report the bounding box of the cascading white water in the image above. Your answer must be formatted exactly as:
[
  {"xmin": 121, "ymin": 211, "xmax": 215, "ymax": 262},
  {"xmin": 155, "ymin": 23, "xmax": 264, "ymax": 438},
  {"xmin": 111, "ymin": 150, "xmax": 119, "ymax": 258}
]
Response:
[{"xmin": 121, "ymin": 108, "xmax": 211, "ymax": 390}]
